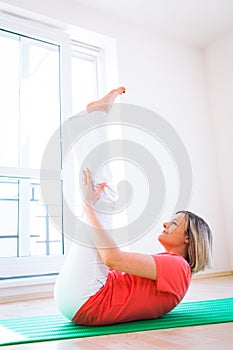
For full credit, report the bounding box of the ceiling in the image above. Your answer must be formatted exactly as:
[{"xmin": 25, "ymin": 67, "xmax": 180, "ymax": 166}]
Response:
[{"xmin": 74, "ymin": 0, "xmax": 233, "ymax": 47}]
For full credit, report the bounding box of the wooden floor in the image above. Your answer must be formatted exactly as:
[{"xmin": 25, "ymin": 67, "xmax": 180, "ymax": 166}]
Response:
[{"xmin": 0, "ymin": 275, "xmax": 233, "ymax": 349}]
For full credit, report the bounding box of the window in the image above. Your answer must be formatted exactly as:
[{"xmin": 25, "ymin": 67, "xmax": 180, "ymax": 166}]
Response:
[
  {"xmin": 0, "ymin": 13, "xmax": 107, "ymax": 284},
  {"xmin": 71, "ymin": 41, "xmax": 101, "ymax": 114},
  {"xmin": 0, "ymin": 29, "xmax": 63, "ymax": 261}
]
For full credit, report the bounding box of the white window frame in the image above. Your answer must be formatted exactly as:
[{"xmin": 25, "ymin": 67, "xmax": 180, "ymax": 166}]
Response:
[
  {"xmin": 0, "ymin": 7, "xmax": 119, "ymax": 298},
  {"xmin": 72, "ymin": 40, "xmax": 101, "ymax": 96},
  {"xmin": 0, "ymin": 12, "xmax": 71, "ymax": 280}
]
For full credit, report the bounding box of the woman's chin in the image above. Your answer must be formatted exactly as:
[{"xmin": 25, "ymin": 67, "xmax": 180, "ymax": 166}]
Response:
[{"xmin": 158, "ymin": 233, "xmax": 166, "ymax": 243}]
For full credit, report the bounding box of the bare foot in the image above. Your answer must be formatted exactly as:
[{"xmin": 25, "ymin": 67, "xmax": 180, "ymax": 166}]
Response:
[{"xmin": 86, "ymin": 87, "xmax": 126, "ymax": 113}]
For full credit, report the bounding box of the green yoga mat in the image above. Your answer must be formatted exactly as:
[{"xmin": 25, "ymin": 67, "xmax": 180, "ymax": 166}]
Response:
[{"xmin": 0, "ymin": 298, "xmax": 233, "ymax": 346}]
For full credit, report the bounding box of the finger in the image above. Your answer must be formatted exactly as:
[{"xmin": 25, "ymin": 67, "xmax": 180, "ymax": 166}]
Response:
[
  {"xmin": 96, "ymin": 182, "xmax": 106, "ymax": 195},
  {"xmin": 86, "ymin": 168, "xmax": 93, "ymax": 189},
  {"xmin": 82, "ymin": 169, "xmax": 87, "ymax": 185},
  {"xmin": 86, "ymin": 168, "xmax": 91, "ymax": 185}
]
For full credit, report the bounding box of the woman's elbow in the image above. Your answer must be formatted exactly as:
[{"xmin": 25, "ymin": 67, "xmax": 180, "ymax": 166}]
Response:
[{"xmin": 102, "ymin": 249, "xmax": 121, "ymax": 269}]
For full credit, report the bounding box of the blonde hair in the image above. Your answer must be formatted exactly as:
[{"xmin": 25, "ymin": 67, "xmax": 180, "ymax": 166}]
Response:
[{"xmin": 176, "ymin": 211, "xmax": 213, "ymax": 274}]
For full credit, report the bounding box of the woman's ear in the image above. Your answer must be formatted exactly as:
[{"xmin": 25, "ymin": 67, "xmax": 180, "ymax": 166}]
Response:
[{"xmin": 184, "ymin": 235, "xmax": 189, "ymax": 244}]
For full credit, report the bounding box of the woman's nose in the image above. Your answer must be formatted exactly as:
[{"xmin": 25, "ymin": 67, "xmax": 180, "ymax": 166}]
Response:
[{"xmin": 163, "ymin": 222, "xmax": 168, "ymax": 228}]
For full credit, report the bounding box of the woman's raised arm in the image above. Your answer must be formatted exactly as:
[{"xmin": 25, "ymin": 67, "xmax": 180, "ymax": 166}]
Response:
[{"xmin": 83, "ymin": 168, "xmax": 157, "ymax": 280}]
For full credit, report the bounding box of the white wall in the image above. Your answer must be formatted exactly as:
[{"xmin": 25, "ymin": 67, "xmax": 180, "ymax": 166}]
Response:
[
  {"xmin": 205, "ymin": 31, "xmax": 233, "ymax": 270},
  {"xmin": 1, "ymin": 0, "xmax": 232, "ymax": 273}
]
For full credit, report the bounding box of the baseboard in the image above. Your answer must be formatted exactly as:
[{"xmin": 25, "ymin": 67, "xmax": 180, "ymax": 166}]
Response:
[
  {"xmin": 0, "ymin": 291, "xmax": 53, "ymax": 304},
  {"xmin": 192, "ymin": 270, "xmax": 233, "ymax": 279},
  {"xmin": 0, "ymin": 278, "xmax": 55, "ymax": 304}
]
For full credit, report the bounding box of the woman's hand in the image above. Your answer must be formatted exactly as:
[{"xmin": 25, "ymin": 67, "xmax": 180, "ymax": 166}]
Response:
[{"xmin": 82, "ymin": 168, "xmax": 106, "ymax": 207}]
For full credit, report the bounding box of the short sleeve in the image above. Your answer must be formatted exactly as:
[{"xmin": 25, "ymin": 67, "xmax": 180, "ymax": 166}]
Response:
[{"xmin": 152, "ymin": 253, "xmax": 191, "ymax": 300}]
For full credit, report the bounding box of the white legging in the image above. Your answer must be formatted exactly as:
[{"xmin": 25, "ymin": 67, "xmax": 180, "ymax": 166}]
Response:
[{"xmin": 54, "ymin": 111, "xmax": 117, "ymax": 320}]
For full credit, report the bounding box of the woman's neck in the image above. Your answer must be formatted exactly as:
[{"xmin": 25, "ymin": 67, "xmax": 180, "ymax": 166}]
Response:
[{"xmin": 166, "ymin": 246, "xmax": 188, "ymax": 260}]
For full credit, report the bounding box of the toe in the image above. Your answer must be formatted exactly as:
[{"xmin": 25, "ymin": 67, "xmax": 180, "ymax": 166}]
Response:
[{"xmin": 118, "ymin": 86, "xmax": 126, "ymax": 94}]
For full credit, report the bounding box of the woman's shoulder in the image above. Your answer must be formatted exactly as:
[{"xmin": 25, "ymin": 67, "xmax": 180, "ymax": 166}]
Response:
[{"xmin": 152, "ymin": 252, "xmax": 191, "ymax": 270}]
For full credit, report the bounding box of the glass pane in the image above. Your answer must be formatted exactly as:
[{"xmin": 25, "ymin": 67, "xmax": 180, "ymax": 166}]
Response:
[
  {"xmin": 0, "ymin": 31, "xmax": 20, "ymax": 167},
  {"xmin": 49, "ymin": 222, "xmax": 63, "ymax": 241},
  {"xmin": 72, "ymin": 55, "xmax": 97, "ymax": 113},
  {"xmin": 48, "ymin": 241, "xmax": 63, "ymax": 256},
  {"xmin": 30, "ymin": 226, "xmax": 63, "ymax": 256},
  {"xmin": 0, "ymin": 238, "xmax": 17, "ymax": 257},
  {"xmin": 0, "ymin": 201, "xmax": 18, "ymax": 236},
  {"xmin": 31, "ymin": 216, "xmax": 45, "ymax": 240},
  {"xmin": 0, "ymin": 180, "xmax": 18, "ymax": 199},
  {"xmin": 20, "ymin": 38, "xmax": 61, "ymax": 169},
  {"xmin": 0, "ymin": 179, "xmax": 18, "ymax": 240},
  {"xmin": 29, "ymin": 180, "xmax": 63, "ymax": 256},
  {"xmin": 30, "ymin": 241, "xmax": 46, "ymax": 256}
]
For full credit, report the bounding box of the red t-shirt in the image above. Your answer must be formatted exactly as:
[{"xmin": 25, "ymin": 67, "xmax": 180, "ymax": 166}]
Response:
[{"xmin": 72, "ymin": 252, "xmax": 192, "ymax": 325}]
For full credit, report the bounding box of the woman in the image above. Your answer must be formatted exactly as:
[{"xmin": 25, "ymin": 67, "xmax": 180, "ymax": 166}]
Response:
[{"xmin": 54, "ymin": 88, "xmax": 213, "ymax": 326}]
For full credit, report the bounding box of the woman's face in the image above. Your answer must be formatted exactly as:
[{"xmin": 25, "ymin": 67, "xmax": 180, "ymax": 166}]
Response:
[{"xmin": 158, "ymin": 213, "xmax": 189, "ymax": 250}]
